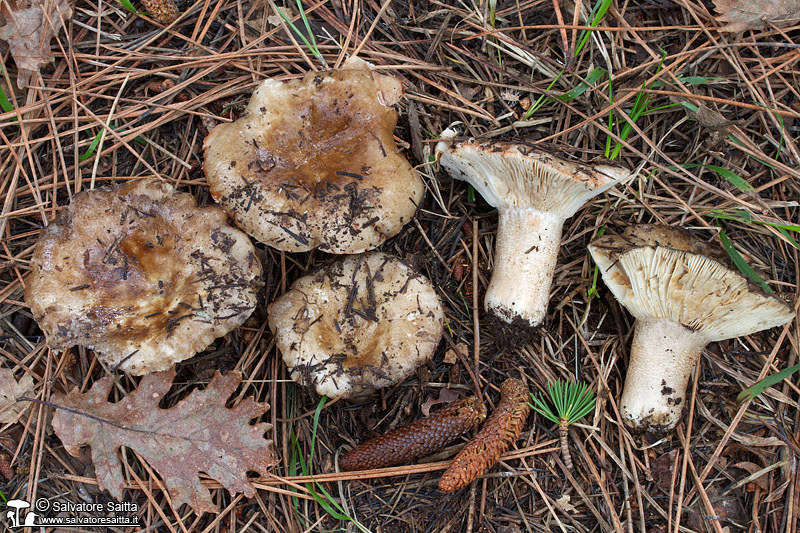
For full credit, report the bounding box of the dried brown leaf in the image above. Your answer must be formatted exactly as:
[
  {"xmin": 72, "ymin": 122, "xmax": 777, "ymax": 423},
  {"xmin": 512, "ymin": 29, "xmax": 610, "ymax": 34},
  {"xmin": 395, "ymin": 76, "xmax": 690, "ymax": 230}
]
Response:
[
  {"xmin": 0, "ymin": 0, "xmax": 72, "ymax": 89},
  {"xmin": 686, "ymin": 486, "xmax": 746, "ymax": 530},
  {"xmin": 651, "ymin": 448, "xmax": 679, "ymax": 494},
  {"xmin": 555, "ymin": 494, "xmax": 577, "ymax": 513},
  {"xmin": 713, "ymin": 0, "xmax": 800, "ymax": 32},
  {"xmin": 51, "ymin": 369, "xmax": 275, "ymax": 514},
  {"xmin": 0, "ymin": 369, "xmax": 33, "ymax": 423},
  {"xmin": 421, "ymin": 387, "xmax": 461, "ymax": 417},
  {"xmin": 443, "ymin": 342, "xmax": 468, "ymax": 365},
  {"xmin": 733, "ymin": 461, "xmax": 770, "ymax": 491}
]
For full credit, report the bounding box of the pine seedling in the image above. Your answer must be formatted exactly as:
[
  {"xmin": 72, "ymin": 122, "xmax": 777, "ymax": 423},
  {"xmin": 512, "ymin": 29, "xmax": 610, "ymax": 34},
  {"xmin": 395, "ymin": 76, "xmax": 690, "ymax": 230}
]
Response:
[{"xmin": 530, "ymin": 380, "xmax": 596, "ymax": 469}]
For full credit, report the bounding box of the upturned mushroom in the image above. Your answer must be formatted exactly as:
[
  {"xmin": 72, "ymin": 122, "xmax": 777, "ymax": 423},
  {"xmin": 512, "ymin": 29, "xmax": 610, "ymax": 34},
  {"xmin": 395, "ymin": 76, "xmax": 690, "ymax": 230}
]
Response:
[
  {"xmin": 588, "ymin": 224, "xmax": 794, "ymax": 431},
  {"xmin": 268, "ymin": 252, "xmax": 443, "ymax": 399},
  {"xmin": 25, "ymin": 180, "xmax": 262, "ymax": 375},
  {"xmin": 436, "ymin": 129, "xmax": 631, "ymax": 334},
  {"xmin": 204, "ymin": 57, "xmax": 423, "ymax": 254}
]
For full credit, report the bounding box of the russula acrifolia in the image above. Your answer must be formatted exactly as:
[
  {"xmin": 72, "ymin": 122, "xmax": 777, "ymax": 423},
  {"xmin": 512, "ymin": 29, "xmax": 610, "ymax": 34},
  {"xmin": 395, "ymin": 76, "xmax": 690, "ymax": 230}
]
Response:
[
  {"xmin": 204, "ymin": 57, "xmax": 423, "ymax": 254},
  {"xmin": 588, "ymin": 224, "xmax": 794, "ymax": 432},
  {"xmin": 25, "ymin": 180, "xmax": 262, "ymax": 375},
  {"xmin": 267, "ymin": 252, "xmax": 444, "ymax": 399},
  {"xmin": 435, "ymin": 129, "xmax": 631, "ymax": 335}
]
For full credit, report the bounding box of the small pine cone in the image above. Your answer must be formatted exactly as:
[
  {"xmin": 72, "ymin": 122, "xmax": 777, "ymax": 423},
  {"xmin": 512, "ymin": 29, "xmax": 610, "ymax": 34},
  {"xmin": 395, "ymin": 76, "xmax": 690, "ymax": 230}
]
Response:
[
  {"xmin": 141, "ymin": 0, "xmax": 179, "ymax": 25},
  {"xmin": 340, "ymin": 396, "xmax": 487, "ymax": 471},
  {"xmin": 438, "ymin": 378, "xmax": 530, "ymax": 492}
]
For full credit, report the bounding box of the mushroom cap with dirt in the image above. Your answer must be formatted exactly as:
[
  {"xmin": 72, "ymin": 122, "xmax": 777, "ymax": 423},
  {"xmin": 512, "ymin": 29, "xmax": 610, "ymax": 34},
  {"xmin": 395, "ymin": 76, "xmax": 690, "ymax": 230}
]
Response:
[
  {"xmin": 588, "ymin": 224, "xmax": 794, "ymax": 432},
  {"xmin": 204, "ymin": 57, "xmax": 423, "ymax": 254},
  {"xmin": 267, "ymin": 252, "xmax": 444, "ymax": 399},
  {"xmin": 25, "ymin": 179, "xmax": 262, "ymax": 375},
  {"xmin": 435, "ymin": 129, "xmax": 631, "ymax": 336}
]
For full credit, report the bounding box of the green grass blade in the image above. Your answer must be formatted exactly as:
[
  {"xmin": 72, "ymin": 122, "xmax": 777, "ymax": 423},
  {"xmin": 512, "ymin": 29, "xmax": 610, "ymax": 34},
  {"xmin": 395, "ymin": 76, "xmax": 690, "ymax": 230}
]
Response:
[
  {"xmin": 702, "ymin": 164, "xmax": 753, "ymax": 192},
  {"xmin": 80, "ymin": 128, "xmax": 105, "ymax": 162},
  {"xmin": 557, "ymin": 67, "xmax": 607, "ymax": 102},
  {"xmin": 574, "ymin": 0, "xmax": 613, "ymax": 57},
  {"xmin": 718, "ymin": 228, "xmax": 773, "ymax": 293},
  {"xmin": 676, "ymin": 164, "xmax": 752, "ymax": 192},
  {"xmin": 118, "ymin": 0, "xmax": 140, "ymax": 14},
  {"xmin": 307, "ymin": 482, "xmax": 352, "ymax": 521},
  {"xmin": 272, "ymin": 1, "xmax": 323, "ymax": 64},
  {"xmin": 523, "ymin": 71, "xmax": 563, "ymax": 119},
  {"xmin": 776, "ymin": 227, "xmax": 800, "ymax": 251},
  {"xmin": 707, "ymin": 209, "xmax": 800, "ymax": 233},
  {"xmin": 728, "ymin": 137, "xmax": 776, "ymax": 169},
  {"xmin": 737, "ymin": 364, "xmax": 800, "ymax": 403},
  {"xmin": 608, "ymin": 52, "xmax": 665, "ymax": 159},
  {"xmin": 651, "ymin": 76, "xmax": 722, "ymax": 89},
  {"xmin": 587, "ymin": 227, "xmax": 606, "ymax": 300},
  {"xmin": 0, "ymin": 85, "xmax": 14, "ymax": 114},
  {"xmin": 309, "ymin": 395, "xmax": 326, "ymax": 468},
  {"xmin": 604, "ymin": 78, "xmax": 614, "ymax": 158},
  {"xmin": 295, "ymin": 0, "xmax": 322, "ymax": 62}
]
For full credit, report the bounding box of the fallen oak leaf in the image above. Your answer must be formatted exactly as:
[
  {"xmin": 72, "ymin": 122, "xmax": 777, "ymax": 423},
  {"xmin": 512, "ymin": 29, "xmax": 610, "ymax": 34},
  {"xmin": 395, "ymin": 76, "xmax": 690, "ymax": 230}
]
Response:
[
  {"xmin": 0, "ymin": 368, "xmax": 34, "ymax": 423},
  {"xmin": 51, "ymin": 368, "xmax": 276, "ymax": 514},
  {"xmin": 0, "ymin": 0, "xmax": 72, "ymax": 89},
  {"xmin": 713, "ymin": 0, "xmax": 800, "ymax": 32}
]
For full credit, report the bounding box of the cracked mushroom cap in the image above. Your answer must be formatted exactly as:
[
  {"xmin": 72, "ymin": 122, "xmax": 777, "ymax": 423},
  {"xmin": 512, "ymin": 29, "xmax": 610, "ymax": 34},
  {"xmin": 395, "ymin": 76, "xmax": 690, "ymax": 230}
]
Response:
[
  {"xmin": 588, "ymin": 224, "xmax": 794, "ymax": 342},
  {"xmin": 267, "ymin": 252, "xmax": 444, "ymax": 399},
  {"xmin": 204, "ymin": 57, "xmax": 422, "ymax": 254},
  {"xmin": 436, "ymin": 131, "xmax": 631, "ymax": 214},
  {"xmin": 25, "ymin": 180, "xmax": 262, "ymax": 375}
]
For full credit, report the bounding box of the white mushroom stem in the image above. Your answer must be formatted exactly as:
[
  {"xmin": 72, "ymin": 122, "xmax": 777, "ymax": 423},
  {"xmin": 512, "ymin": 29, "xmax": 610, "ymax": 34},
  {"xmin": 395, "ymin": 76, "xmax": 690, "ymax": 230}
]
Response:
[
  {"xmin": 620, "ymin": 318, "xmax": 709, "ymax": 431},
  {"xmin": 486, "ymin": 208, "xmax": 565, "ymax": 327}
]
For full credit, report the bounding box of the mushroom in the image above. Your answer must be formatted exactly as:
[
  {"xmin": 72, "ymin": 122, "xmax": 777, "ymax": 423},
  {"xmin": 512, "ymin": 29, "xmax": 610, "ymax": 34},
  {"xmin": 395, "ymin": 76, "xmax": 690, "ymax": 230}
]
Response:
[
  {"xmin": 204, "ymin": 57, "xmax": 423, "ymax": 254},
  {"xmin": 588, "ymin": 224, "xmax": 794, "ymax": 431},
  {"xmin": 25, "ymin": 179, "xmax": 262, "ymax": 375},
  {"xmin": 268, "ymin": 252, "xmax": 443, "ymax": 399},
  {"xmin": 436, "ymin": 130, "xmax": 631, "ymax": 334}
]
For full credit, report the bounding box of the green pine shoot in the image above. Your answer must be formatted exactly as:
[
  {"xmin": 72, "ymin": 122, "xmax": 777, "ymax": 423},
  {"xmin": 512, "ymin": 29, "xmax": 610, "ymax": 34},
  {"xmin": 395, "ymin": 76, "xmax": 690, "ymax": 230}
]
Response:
[
  {"xmin": 530, "ymin": 380, "xmax": 596, "ymax": 469},
  {"xmin": 530, "ymin": 379, "xmax": 596, "ymax": 425}
]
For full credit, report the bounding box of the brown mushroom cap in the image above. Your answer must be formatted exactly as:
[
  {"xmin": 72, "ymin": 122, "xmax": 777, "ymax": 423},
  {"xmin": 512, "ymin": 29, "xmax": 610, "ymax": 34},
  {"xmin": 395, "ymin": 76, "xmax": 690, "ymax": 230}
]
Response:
[
  {"xmin": 203, "ymin": 57, "xmax": 422, "ymax": 254},
  {"xmin": 25, "ymin": 180, "xmax": 262, "ymax": 375},
  {"xmin": 267, "ymin": 252, "xmax": 444, "ymax": 399}
]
